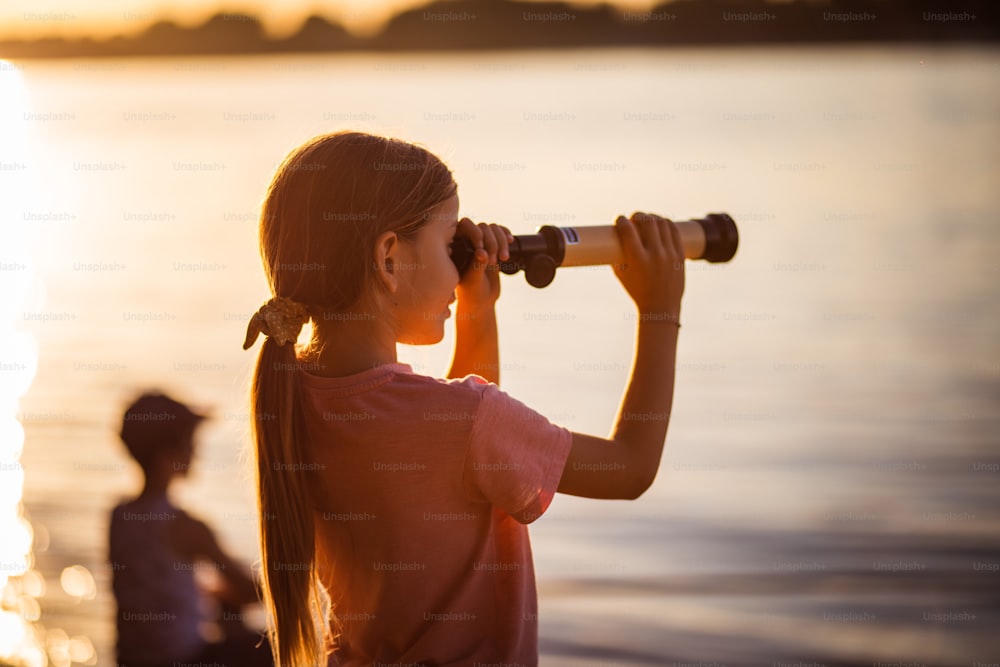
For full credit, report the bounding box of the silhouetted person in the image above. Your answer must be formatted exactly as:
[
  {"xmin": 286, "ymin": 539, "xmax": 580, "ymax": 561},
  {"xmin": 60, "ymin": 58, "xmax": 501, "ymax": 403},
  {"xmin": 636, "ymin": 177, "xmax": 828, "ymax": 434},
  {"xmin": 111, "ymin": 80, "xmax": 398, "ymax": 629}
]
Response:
[{"xmin": 109, "ymin": 390, "xmax": 272, "ymax": 667}]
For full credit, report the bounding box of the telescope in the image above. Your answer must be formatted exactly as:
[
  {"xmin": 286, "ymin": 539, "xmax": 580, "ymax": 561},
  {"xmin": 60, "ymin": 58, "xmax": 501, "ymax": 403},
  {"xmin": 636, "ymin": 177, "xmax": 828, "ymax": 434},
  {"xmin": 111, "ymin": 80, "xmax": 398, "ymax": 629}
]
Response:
[{"xmin": 450, "ymin": 212, "xmax": 738, "ymax": 287}]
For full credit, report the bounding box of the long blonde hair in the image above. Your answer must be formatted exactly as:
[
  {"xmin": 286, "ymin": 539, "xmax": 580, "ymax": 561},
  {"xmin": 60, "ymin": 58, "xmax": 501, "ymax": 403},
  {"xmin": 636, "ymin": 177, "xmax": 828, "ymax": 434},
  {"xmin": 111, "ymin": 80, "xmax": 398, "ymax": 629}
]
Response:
[{"xmin": 249, "ymin": 131, "xmax": 457, "ymax": 666}]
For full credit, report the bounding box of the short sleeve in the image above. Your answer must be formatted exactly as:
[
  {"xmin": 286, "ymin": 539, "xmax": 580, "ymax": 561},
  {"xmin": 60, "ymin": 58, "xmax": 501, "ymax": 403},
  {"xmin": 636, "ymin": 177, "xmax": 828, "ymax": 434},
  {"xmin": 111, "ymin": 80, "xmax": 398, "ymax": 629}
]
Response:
[{"xmin": 463, "ymin": 383, "xmax": 573, "ymax": 524}]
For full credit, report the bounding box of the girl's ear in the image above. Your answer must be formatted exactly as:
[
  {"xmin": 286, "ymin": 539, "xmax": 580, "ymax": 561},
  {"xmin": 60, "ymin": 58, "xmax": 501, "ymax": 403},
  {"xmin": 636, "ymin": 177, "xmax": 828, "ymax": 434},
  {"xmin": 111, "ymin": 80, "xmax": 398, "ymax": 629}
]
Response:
[{"xmin": 373, "ymin": 230, "xmax": 400, "ymax": 294}]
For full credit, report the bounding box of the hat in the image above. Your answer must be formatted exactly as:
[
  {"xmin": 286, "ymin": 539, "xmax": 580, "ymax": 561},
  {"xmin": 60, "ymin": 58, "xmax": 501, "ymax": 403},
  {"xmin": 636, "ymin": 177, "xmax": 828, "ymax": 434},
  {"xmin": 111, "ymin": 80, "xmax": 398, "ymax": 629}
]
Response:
[{"xmin": 119, "ymin": 391, "xmax": 209, "ymax": 467}]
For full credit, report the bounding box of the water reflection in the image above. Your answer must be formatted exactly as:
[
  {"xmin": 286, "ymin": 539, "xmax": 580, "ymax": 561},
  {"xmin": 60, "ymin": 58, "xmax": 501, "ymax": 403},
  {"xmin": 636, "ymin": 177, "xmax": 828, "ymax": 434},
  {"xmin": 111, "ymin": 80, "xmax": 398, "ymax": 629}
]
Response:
[
  {"xmin": 0, "ymin": 236, "xmax": 46, "ymax": 666},
  {"xmin": 1, "ymin": 57, "xmax": 78, "ymax": 667},
  {"xmin": 43, "ymin": 629, "xmax": 96, "ymax": 667}
]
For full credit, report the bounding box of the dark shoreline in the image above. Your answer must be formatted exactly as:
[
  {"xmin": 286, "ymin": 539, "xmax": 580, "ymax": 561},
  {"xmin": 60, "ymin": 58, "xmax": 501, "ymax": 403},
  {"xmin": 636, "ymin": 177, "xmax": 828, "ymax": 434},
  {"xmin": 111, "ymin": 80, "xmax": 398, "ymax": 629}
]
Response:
[{"xmin": 2, "ymin": 0, "xmax": 998, "ymax": 60}]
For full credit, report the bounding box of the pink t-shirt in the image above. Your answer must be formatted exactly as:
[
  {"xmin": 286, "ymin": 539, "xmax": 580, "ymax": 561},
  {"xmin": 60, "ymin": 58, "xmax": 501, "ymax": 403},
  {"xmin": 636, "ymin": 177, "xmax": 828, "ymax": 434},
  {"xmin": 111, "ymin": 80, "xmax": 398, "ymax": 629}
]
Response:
[{"xmin": 297, "ymin": 362, "xmax": 573, "ymax": 667}]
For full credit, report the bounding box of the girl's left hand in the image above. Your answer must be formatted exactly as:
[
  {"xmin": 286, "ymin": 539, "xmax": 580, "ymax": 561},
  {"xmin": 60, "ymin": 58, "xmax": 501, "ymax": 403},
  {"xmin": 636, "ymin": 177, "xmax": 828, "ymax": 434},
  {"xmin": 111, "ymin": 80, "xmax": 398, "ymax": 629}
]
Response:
[{"xmin": 454, "ymin": 217, "xmax": 513, "ymax": 309}]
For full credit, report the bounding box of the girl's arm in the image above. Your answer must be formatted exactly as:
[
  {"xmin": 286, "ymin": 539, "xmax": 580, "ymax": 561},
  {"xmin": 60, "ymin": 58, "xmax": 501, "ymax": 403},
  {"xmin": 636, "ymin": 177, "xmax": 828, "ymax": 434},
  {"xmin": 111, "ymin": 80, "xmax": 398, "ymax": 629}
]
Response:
[
  {"xmin": 447, "ymin": 219, "xmax": 511, "ymax": 385},
  {"xmin": 556, "ymin": 214, "xmax": 686, "ymax": 500},
  {"xmin": 558, "ymin": 322, "xmax": 680, "ymax": 499},
  {"xmin": 448, "ymin": 303, "xmax": 499, "ymax": 383}
]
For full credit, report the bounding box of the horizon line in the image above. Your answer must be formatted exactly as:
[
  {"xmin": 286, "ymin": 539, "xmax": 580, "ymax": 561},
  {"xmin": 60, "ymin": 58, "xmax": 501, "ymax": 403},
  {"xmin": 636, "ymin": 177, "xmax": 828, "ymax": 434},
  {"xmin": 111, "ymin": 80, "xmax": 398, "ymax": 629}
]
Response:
[{"xmin": 1, "ymin": 0, "xmax": 662, "ymax": 42}]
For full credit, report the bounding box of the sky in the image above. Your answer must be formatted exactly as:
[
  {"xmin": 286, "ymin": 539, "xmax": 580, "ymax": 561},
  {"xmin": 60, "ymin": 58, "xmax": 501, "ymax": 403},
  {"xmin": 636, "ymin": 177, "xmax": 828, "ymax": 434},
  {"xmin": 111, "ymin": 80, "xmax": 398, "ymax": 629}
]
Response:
[{"xmin": 1, "ymin": 0, "xmax": 658, "ymax": 39}]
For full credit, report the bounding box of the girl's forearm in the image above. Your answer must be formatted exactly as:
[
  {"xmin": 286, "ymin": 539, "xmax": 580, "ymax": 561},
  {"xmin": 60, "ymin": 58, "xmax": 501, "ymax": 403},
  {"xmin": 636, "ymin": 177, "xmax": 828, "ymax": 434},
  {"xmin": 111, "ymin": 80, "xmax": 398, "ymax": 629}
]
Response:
[
  {"xmin": 447, "ymin": 306, "xmax": 499, "ymax": 384},
  {"xmin": 611, "ymin": 319, "xmax": 680, "ymax": 480}
]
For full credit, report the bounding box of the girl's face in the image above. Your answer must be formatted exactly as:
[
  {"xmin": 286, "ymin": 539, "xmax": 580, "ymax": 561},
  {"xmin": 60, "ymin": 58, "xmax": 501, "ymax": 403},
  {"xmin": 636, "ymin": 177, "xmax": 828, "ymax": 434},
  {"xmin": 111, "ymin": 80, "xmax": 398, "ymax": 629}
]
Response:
[{"xmin": 393, "ymin": 194, "xmax": 460, "ymax": 345}]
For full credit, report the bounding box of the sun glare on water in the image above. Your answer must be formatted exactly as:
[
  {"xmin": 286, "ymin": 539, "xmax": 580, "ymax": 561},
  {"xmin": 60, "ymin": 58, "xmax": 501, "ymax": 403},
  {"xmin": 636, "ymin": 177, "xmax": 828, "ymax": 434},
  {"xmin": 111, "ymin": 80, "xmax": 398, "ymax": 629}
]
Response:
[
  {"xmin": 1, "ymin": 58, "xmax": 100, "ymax": 667},
  {"xmin": 0, "ymin": 58, "xmax": 47, "ymax": 667}
]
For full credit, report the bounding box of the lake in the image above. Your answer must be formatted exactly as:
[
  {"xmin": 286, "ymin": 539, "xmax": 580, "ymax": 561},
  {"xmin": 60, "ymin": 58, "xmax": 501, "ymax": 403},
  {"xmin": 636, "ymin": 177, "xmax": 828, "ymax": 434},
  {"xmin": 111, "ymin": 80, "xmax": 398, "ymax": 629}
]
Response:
[{"xmin": 2, "ymin": 45, "xmax": 999, "ymax": 666}]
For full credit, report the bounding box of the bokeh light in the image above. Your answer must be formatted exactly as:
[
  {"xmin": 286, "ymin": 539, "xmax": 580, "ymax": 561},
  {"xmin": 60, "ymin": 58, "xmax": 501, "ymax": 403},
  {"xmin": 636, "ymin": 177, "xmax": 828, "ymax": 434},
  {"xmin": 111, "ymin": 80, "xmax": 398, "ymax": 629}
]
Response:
[{"xmin": 58, "ymin": 566, "xmax": 97, "ymax": 601}]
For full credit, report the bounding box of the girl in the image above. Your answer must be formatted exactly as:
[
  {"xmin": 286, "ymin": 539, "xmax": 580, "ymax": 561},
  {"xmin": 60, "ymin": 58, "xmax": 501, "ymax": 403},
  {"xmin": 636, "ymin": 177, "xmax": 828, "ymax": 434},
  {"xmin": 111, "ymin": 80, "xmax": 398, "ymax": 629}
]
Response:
[{"xmin": 242, "ymin": 131, "xmax": 685, "ymax": 666}]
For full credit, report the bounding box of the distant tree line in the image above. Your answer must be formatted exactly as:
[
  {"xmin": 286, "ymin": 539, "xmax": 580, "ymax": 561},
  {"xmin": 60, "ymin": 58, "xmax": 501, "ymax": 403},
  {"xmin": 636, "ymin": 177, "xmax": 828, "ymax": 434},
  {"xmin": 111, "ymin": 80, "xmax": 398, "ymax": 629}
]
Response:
[{"xmin": 2, "ymin": 0, "xmax": 997, "ymax": 58}]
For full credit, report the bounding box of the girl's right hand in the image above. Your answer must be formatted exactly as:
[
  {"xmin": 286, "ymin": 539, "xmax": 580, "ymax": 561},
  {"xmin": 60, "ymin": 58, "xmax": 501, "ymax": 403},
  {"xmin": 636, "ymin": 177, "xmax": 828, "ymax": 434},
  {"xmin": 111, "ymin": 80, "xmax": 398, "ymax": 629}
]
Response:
[
  {"xmin": 612, "ymin": 212, "xmax": 685, "ymax": 319},
  {"xmin": 454, "ymin": 217, "xmax": 512, "ymax": 311}
]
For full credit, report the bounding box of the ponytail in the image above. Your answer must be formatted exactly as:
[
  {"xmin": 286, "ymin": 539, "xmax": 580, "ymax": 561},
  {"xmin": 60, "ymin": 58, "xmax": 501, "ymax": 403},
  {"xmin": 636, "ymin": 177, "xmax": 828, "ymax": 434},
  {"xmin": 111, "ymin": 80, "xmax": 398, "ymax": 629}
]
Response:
[{"xmin": 252, "ymin": 336, "xmax": 332, "ymax": 667}]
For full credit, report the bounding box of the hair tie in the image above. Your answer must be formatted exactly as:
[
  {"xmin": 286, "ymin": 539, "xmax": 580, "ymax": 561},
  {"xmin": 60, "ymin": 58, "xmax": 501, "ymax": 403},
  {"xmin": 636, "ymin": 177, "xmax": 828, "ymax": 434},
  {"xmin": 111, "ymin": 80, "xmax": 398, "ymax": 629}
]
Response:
[{"xmin": 243, "ymin": 296, "xmax": 310, "ymax": 350}]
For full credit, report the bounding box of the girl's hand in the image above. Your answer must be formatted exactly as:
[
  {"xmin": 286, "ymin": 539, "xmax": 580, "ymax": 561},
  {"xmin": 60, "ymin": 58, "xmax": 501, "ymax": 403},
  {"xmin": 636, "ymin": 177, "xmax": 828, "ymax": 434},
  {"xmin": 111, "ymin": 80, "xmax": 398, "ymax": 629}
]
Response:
[
  {"xmin": 612, "ymin": 212, "xmax": 685, "ymax": 319},
  {"xmin": 454, "ymin": 217, "xmax": 513, "ymax": 310}
]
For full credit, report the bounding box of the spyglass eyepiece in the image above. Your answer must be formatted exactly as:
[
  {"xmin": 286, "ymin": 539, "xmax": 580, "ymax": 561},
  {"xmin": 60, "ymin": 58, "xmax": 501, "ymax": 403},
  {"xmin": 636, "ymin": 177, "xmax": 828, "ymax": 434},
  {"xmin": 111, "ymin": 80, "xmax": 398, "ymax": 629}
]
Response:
[{"xmin": 450, "ymin": 212, "xmax": 739, "ymax": 288}]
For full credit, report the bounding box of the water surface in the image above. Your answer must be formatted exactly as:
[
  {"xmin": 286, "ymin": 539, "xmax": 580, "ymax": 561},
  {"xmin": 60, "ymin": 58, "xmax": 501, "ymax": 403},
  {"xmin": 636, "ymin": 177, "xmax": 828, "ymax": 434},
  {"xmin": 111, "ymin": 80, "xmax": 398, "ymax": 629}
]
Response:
[{"xmin": 3, "ymin": 46, "xmax": 999, "ymax": 666}]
